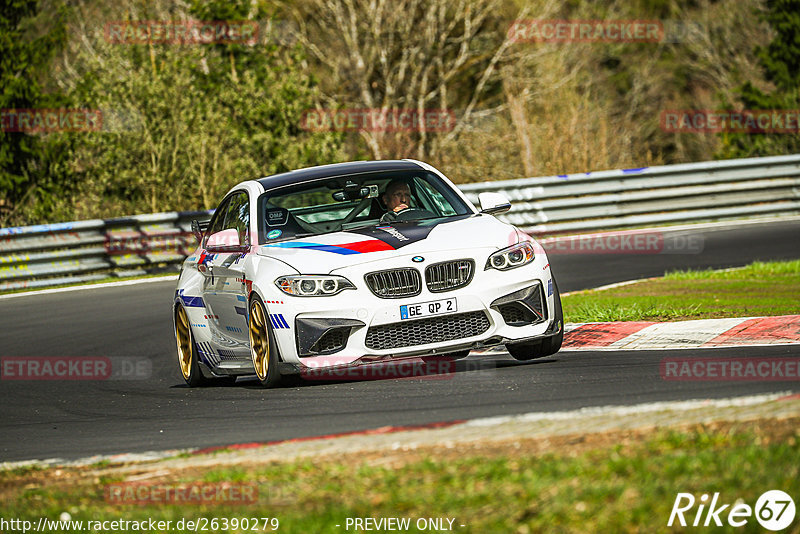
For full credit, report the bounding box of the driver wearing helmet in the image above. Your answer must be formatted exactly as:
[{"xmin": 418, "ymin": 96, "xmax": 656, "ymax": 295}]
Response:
[{"xmin": 380, "ymin": 179, "xmax": 413, "ymax": 222}]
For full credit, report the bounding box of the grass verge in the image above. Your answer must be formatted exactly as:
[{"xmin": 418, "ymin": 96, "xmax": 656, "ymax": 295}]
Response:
[
  {"xmin": 0, "ymin": 418, "xmax": 797, "ymax": 533},
  {"xmin": 562, "ymin": 259, "xmax": 800, "ymax": 322}
]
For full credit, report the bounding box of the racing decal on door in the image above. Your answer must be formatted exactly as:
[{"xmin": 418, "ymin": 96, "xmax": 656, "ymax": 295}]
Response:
[
  {"xmin": 235, "ymin": 277, "xmax": 254, "ymax": 295},
  {"xmin": 547, "ymin": 279, "xmax": 553, "ymax": 297},
  {"xmin": 177, "ymin": 289, "xmax": 205, "ymax": 308},
  {"xmin": 196, "ymin": 250, "xmax": 216, "ymax": 272}
]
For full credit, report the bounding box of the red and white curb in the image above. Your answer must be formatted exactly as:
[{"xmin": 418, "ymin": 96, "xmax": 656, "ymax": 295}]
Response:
[{"xmin": 563, "ymin": 315, "xmax": 800, "ymax": 350}]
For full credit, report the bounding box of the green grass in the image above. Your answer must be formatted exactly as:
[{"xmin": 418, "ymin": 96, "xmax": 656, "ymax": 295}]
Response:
[
  {"xmin": 563, "ymin": 260, "xmax": 800, "ymax": 322},
  {"xmin": 1, "ymin": 421, "xmax": 797, "ymax": 533}
]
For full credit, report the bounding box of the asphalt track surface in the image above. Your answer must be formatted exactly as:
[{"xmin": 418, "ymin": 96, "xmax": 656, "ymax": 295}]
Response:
[{"xmin": 1, "ymin": 219, "xmax": 799, "ymax": 462}]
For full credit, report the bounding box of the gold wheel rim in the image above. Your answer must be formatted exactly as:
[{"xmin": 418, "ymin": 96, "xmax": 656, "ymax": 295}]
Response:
[
  {"xmin": 175, "ymin": 306, "xmax": 193, "ymax": 380},
  {"xmin": 249, "ymin": 300, "xmax": 270, "ymax": 380}
]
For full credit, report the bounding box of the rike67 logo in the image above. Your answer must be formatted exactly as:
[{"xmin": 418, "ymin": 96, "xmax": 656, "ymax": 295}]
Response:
[{"xmin": 669, "ymin": 490, "xmax": 796, "ymax": 531}]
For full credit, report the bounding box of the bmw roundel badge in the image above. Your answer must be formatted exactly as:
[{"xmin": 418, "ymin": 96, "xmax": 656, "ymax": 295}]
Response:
[{"xmin": 412, "ymin": 256, "xmax": 425, "ymax": 263}]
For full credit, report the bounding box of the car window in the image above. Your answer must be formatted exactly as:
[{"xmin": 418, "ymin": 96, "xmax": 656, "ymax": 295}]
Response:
[
  {"xmin": 204, "ymin": 197, "xmax": 230, "ymax": 246},
  {"xmin": 257, "ymin": 170, "xmax": 471, "ymax": 243},
  {"xmin": 204, "ymin": 191, "xmax": 249, "ymax": 248},
  {"xmin": 225, "ymin": 191, "xmax": 250, "ymax": 246},
  {"xmin": 415, "ymin": 178, "xmax": 458, "ymax": 216}
]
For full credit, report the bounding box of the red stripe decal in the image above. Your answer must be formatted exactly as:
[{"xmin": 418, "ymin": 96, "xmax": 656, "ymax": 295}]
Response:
[
  {"xmin": 704, "ymin": 315, "xmax": 800, "ymax": 346},
  {"xmin": 341, "ymin": 240, "xmax": 396, "ymax": 253},
  {"xmin": 563, "ymin": 322, "xmax": 656, "ymax": 348}
]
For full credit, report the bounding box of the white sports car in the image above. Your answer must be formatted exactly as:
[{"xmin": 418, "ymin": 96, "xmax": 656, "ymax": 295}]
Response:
[{"xmin": 173, "ymin": 160, "xmax": 563, "ymax": 387}]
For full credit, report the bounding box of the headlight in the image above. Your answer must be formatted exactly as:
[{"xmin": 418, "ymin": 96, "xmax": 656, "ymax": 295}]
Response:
[
  {"xmin": 485, "ymin": 242, "xmax": 535, "ymax": 271},
  {"xmin": 275, "ymin": 275, "xmax": 355, "ymax": 296}
]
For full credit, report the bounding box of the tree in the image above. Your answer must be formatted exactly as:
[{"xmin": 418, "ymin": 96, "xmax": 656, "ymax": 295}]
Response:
[
  {"xmin": 56, "ymin": 0, "xmax": 344, "ymax": 219},
  {"xmin": 717, "ymin": 0, "xmax": 800, "ymax": 158},
  {"xmin": 289, "ymin": 0, "xmax": 513, "ymax": 161},
  {"xmin": 0, "ymin": 0, "xmax": 68, "ymax": 225}
]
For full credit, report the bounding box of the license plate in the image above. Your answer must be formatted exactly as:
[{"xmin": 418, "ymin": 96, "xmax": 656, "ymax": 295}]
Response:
[{"xmin": 400, "ymin": 298, "xmax": 457, "ymax": 320}]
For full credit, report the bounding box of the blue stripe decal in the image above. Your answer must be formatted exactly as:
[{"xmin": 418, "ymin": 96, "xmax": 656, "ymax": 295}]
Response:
[
  {"xmin": 181, "ymin": 295, "xmax": 205, "ymax": 308},
  {"xmin": 277, "ymin": 314, "xmax": 290, "ymax": 329},
  {"xmin": 622, "ymin": 167, "xmax": 648, "ymax": 174},
  {"xmin": 236, "ymin": 295, "xmax": 247, "ymax": 302},
  {"xmin": 264, "ymin": 242, "xmax": 360, "ymax": 255},
  {"xmin": 267, "ymin": 313, "xmax": 290, "ymax": 329},
  {"xmin": 197, "ymin": 342, "xmax": 217, "ymax": 366}
]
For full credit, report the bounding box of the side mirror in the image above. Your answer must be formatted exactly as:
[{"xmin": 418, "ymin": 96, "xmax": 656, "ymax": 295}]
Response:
[
  {"xmin": 191, "ymin": 219, "xmax": 209, "ymax": 243},
  {"xmin": 205, "ymin": 228, "xmax": 245, "ymax": 252},
  {"xmin": 478, "ymin": 192, "xmax": 511, "ymax": 215}
]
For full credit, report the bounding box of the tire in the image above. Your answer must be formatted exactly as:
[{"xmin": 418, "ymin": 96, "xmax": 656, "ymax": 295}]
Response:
[
  {"xmin": 175, "ymin": 304, "xmax": 208, "ymax": 387},
  {"xmin": 248, "ymin": 297, "xmax": 283, "ymax": 388},
  {"xmin": 506, "ymin": 278, "xmax": 564, "ymax": 361}
]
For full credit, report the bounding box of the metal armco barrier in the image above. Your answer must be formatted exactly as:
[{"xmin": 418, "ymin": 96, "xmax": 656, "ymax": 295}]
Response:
[
  {"xmin": 0, "ymin": 210, "xmax": 210, "ymax": 291},
  {"xmin": 1, "ymin": 154, "xmax": 799, "ymax": 291},
  {"xmin": 459, "ymin": 153, "xmax": 800, "ymax": 234}
]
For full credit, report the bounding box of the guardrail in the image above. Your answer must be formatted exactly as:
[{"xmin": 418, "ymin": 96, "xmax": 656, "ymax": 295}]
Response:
[
  {"xmin": 2, "ymin": 154, "xmax": 799, "ymax": 291},
  {"xmin": 459, "ymin": 153, "xmax": 800, "ymax": 235},
  {"xmin": 0, "ymin": 211, "xmax": 210, "ymax": 291}
]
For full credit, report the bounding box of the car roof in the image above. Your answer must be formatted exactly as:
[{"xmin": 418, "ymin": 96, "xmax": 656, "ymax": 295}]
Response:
[{"xmin": 255, "ymin": 160, "xmax": 425, "ymax": 191}]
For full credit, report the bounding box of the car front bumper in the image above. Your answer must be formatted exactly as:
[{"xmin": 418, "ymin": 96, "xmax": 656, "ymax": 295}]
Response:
[{"xmin": 263, "ymin": 255, "xmax": 558, "ymax": 370}]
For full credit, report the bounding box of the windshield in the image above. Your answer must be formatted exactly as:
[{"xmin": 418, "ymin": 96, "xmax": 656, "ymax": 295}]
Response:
[{"xmin": 257, "ymin": 170, "xmax": 472, "ymax": 243}]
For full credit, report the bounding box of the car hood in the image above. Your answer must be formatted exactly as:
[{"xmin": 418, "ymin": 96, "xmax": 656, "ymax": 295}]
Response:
[{"xmin": 256, "ymin": 214, "xmax": 519, "ymax": 274}]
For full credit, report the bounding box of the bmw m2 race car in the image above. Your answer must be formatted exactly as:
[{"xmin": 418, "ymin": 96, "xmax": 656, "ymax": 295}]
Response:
[{"xmin": 173, "ymin": 160, "xmax": 563, "ymax": 387}]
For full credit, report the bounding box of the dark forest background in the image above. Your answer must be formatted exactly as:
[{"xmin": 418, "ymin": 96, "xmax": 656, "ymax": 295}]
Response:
[{"xmin": 1, "ymin": 0, "xmax": 798, "ymax": 225}]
